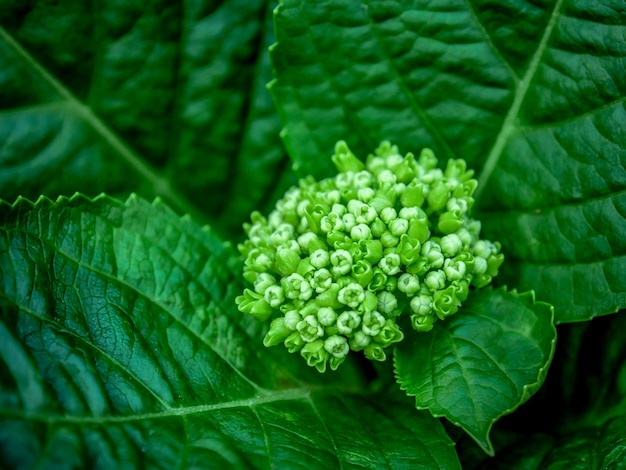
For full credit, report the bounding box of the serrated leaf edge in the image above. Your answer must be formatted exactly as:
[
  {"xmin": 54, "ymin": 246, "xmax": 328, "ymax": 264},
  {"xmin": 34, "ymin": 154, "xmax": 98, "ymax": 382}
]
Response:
[{"xmin": 393, "ymin": 286, "xmax": 557, "ymax": 456}]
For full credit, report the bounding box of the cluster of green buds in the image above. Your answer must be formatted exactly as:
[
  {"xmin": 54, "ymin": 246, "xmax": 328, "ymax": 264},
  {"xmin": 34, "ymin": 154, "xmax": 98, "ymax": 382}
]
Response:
[{"xmin": 236, "ymin": 141, "xmax": 503, "ymax": 372}]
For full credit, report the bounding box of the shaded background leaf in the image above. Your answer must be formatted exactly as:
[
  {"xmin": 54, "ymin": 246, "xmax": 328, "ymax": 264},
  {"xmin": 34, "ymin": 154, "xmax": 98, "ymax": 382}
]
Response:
[
  {"xmin": 394, "ymin": 288, "xmax": 556, "ymax": 455},
  {"xmin": 0, "ymin": 0, "xmax": 294, "ymax": 239},
  {"xmin": 469, "ymin": 416, "xmax": 626, "ymax": 469},
  {"xmin": 269, "ymin": 0, "xmax": 626, "ymax": 322},
  {"xmin": 0, "ymin": 194, "xmax": 460, "ymax": 469}
]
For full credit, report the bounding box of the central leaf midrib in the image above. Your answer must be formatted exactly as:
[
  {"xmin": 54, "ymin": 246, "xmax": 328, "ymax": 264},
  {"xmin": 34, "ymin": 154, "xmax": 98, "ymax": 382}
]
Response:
[
  {"xmin": 475, "ymin": 0, "xmax": 565, "ymax": 201},
  {"xmin": 0, "ymin": 388, "xmax": 314, "ymax": 425},
  {"xmin": 362, "ymin": 0, "xmax": 458, "ymax": 161},
  {"xmin": 0, "ymin": 26, "xmax": 206, "ymax": 224}
]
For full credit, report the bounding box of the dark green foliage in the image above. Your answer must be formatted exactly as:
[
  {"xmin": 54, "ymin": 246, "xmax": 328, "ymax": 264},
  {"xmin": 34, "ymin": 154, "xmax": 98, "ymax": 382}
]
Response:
[{"xmin": 0, "ymin": 0, "xmax": 624, "ymax": 467}]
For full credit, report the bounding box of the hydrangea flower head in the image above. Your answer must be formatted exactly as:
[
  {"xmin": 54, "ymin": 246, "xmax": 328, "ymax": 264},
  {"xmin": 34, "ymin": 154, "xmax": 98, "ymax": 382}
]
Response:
[{"xmin": 236, "ymin": 141, "xmax": 503, "ymax": 372}]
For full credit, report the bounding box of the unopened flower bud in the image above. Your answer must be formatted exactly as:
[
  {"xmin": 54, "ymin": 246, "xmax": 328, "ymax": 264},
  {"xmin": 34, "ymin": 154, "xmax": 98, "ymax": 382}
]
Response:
[
  {"xmin": 236, "ymin": 289, "xmax": 273, "ymax": 320},
  {"xmin": 380, "ymin": 207, "xmax": 397, "ymax": 225},
  {"xmin": 297, "ymin": 316, "xmax": 324, "ymax": 342},
  {"xmin": 301, "ymin": 340, "xmax": 329, "ymax": 373},
  {"xmin": 410, "ymin": 294, "xmax": 433, "ymax": 316},
  {"xmin": 324, "ymin": 335, "xmax": 349, "ymax": 358},
  {"xmin": 310, "ymin": 248, "xmax": 330, "ymax": 268},
  {"xmin": 438, "ymin": 210, "xmax": 464, "ymax": 234},
  {"xmin": 332, "ymin": 140, "xmax": 365, "ymax": 173},
  {"xmin": 337, "ymin": 311, "xmax": 361, "ymax": 334},
  {"xmin": 411, "ymin": 313, "xmax": 435, "ymax": 332},
  {"xmin": 275, "ymin": 246, "xmax": 301, "ymax": 276},
  {"xmin": 444, "ymin": 259, "xmax": 466, "ymax": 281},
  {"xmin": 317, "ymin": 307, "xmax": 337, "ymax": 326},
  {"xmin": 379, "ymin": 253, "xmax": 401, "ymax": 275},
  {"xmin": 375, "ymin": 320, "xmax": 404, "ymax": 347},
  {"xmin": 418, "ymin": 148, "xmax": 437, "ymax": 170},
  {"xmin": 425, "ymin": 270, "xmax": 446, "ymax": 291},
  {"xmin": 349, "ymin": 331, "xmax": 371, "ymax": 351},
  {"xmin": 433, "ymin": 286, "xmax": 462, "ymax": 320},
  {"xmin": 338, "ymin": 283, "xmax": 365, "ymax": 308},
  {"xmin": 364, "ymin": 343, "xmax": 386, "ymax": 361},
  {"xmin": 427, "ymin": 181, "xmax": 451, "ymax": 212},
  {"xmin": 397, "ymin": 273, "xmax": 420, "ymax": 295},
  {"xmin": 264, "ymin": 317, "xmax": 292, "ymax": 347},
  {"xmin": 284, "ymin": 310, "xmax": 301, "ymax": 330},
  {"xmin": 330, "ymin": 249, "xmax": 353, "ymax": 276},
  {"xmin": 388, "ymin": 218, "xmax": 409, "ymax": 236},
  {"xmin": 254, "ymin": 273, "xmax": 277, "ymax": 294},
  {"xmin": 351, "ymin": 223, "xmax": 372, "ymax": 241},
  {"xmin": 440, "ymin": 234, "xmax": 463, "ymax": 257},
  {"xmin": 264, "ymin": 285, "xmax": 285, "ymax": 308},
  {"xmin": 377, "ymin": 291, "xmax": 398, "ymax": 315}
]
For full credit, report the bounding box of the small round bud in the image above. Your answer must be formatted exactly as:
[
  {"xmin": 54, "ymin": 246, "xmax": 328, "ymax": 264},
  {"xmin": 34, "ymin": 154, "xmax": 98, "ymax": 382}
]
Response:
[
  {"xmin": 254, "ymin": 273, "xmax": 277, "ymax": 294},
  {"xmin": 341, "ymin": 213, "xmax": 357, "ymax": 231},
  {"xmin": 410, "ymin": 294, "xmax": 433, "ymax": 316},
  {"xmin": 264, "ymin": 318, "xmax": 292, "ymax": 347},
  {"xmin": 324, "ymin": 335, "xmax": 349, "ymax": 358},
  {"xmin": 310, "ymin": 249, "xmax": 330, "ymax": 268},
  {"xmin": 379, "ymin": 253, "xmax": 401, "ymax": 275},
  {"xmin": 284, "ymin": 310, "xmax": 301, "ymax": 330},
  {"xmin": 336, "ymin": 311, "xmax": 361, "ymax": 335},
  {"xmin": 330, "ymin": 249, "xmax": 353, "ymax": 276},
  {"xmin": 380, "ymin": 207, "xmax": 397, "ymax": 225},
  {"xmin": 264, "ymin": 285, "xmax": 285, "ymax": 308},
  {"xmin": 444, "ymin": 259, "xmax": 466, "ymax": 281},
  {"xmin": 424, "ymin": 270, "xmax": 446, "ymax": 291},
  {"xmin": 364, "ymin": 343, "xmax": 386, "ymax": 361},
  {"xmin": 377, "ymin": 169, "xmax": 396, "ymax": 184},
  {"xmin": 338, "ymin": 283, "xmax": 366, "ymax": 308},
  {"xmin": 351, "ymin": 223, "xmax": 372, "ymax": 241},
  {"xmin": 411, "ymin": 313, "xmax": 435, "ymax": 332},
  {"xmin": 275, "ymin": 246, "xmax": 301, "ymax": 276},
  {"xmin": 375, "ymin": 319, "xmax": 404, "ymax": 347},
  {"xmin": 473, "ymin": 256, "xmax": 488, "ymax": 275},
  {"xmin": 282, "ymin": 273, "xmax": 313, "ymax": 301},
  {"xmin": 301, "ymin": 340, "xmax": 329, "ymax": 373},
  {"xmin": 297, "ymin": 316, "xmax": 324, "ymax": 342},
  {"xmin": 317, "ymin": 307, "xmax": 338, "ymax": 326},
  {"xmin": 357, "ymin": 187, "xmax": 375, "ymax": 202},
  {"xmin": 397, "ymin": 273, "xmax": 420, "ymax": 296},
  {"xmin": 377, "ymin": 291, "xmax": 398, "ymax": 315},
  {"xmin": 362, "ymin": 311, "xmax": 386, "ymax": 336},
  {"xmin": 388, "ymin": 218, "xmax": 409, "ymax": 236},
  {"xmin": 440, "ymin": 234, "xmax": 463, "ymax": 257},
  {"xmin": 331, "ymin": 203, "xmax": 347, "ymax": 217},
  {"xmin": 349, "ymin": 331, "xmax": 371, "ymax": 351}
]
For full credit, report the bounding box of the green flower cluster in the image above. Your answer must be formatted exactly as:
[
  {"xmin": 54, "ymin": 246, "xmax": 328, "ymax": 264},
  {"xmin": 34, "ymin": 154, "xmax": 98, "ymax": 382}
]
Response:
[{"xmin": 236, "ymin": 141, "xmax": 503, "ymax": 372}]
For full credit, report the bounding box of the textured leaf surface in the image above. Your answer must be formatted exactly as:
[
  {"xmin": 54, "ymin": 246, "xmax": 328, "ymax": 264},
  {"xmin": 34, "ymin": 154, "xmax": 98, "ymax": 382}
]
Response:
[
  {"xmin": 394, "ymin": 288, "xmax": 556, "ymax": 455},
  {"xmin": 477, "ymin": 416, "xmax": 626, "ymax": 469},
  {"xmin": 0, "ymin": 194, "xmax": 460, "ymax": 469},
  {"xmin": 0, "ymin": 1, "xmax": 292, "ymax": 237},
  {"xmin": 270, "ymin": 0, "xmax": 626, "ymax": 322}
]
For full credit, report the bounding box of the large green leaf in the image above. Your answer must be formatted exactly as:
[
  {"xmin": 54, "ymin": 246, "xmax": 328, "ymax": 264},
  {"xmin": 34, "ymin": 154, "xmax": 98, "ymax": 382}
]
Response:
[
  {"xmin": 394, "ymin": 288, "xmax": 556, "ymax": 455},
  {"xmin": 0, "ymin": 0, "xmax": 292, "ymax": 237},
  {"xmin": 0, "ymin": 194, "xmax": 460, "ymax": 469},
  {"xmin": 269, "ymin": 0, "xmax": 626, "ymax": 322}
]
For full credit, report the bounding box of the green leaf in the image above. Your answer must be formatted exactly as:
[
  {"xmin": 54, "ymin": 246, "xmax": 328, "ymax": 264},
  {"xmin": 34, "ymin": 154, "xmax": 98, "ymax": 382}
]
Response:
[
  {"xmin": 0, "ymin": 194, "xmax": 459, "ymax": 469},
  {"xmin": 394, "ymin": 287, "xmax": 556, "ymax": 455},
  {"xmin": 482, "ymin": 416, "xmax": 626, "ymax": 469},
  {"xmin": 269, "ymin": 0, "xmax": 626, "ymax": 322},
  {"xmin": 0, "ymin": 1, "xmax": 292, "ymax": 237}
]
